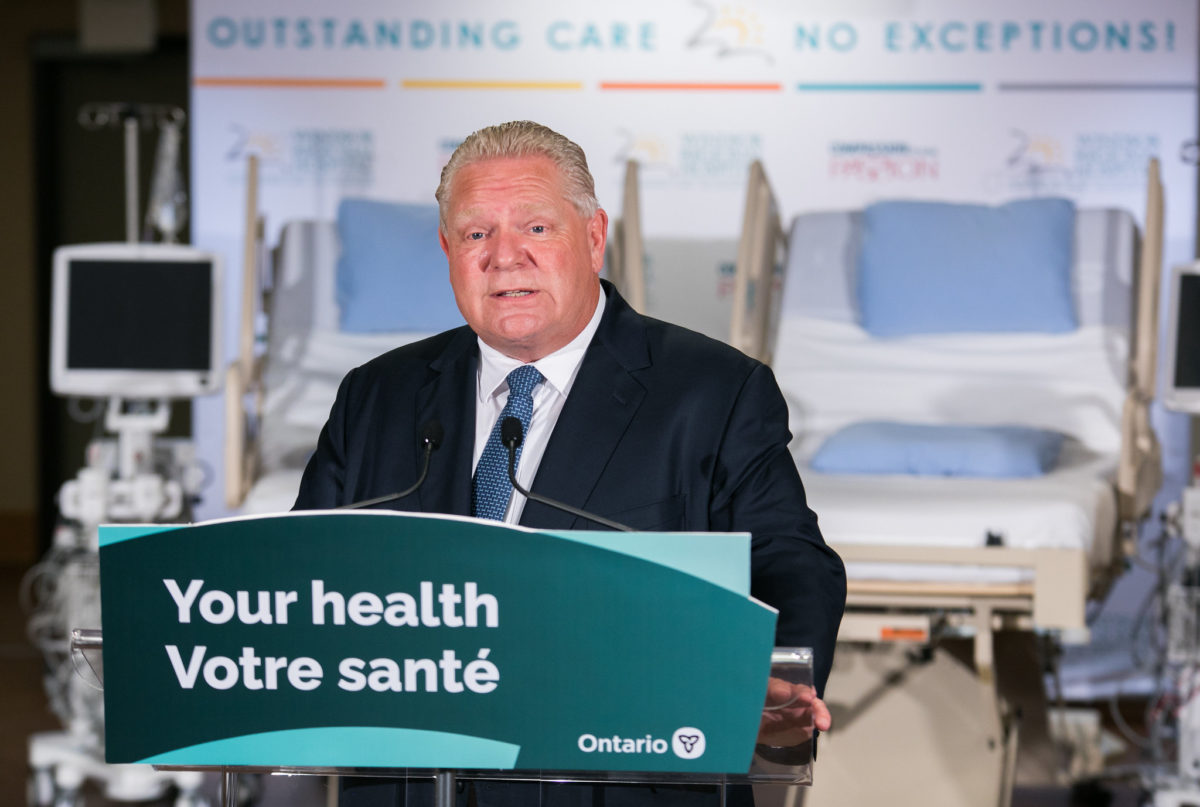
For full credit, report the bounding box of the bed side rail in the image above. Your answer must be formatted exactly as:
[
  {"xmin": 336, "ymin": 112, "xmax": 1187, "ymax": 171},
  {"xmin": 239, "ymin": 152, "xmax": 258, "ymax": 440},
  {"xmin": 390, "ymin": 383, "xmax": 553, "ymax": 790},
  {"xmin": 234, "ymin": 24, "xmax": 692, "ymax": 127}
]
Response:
[
  {"xmin": 833, "ymin": 543, "xmax": 1089, "ymax": 634},
  {"xmin": 607, "ymin": 159, "xmax": 647, "ymax": 313},
  {"xmin": 731, "ymin": 160, "xmax": 784, "ymax": 363},
  {"xmin": 1116, "ymin": 157, "xmax": 1165, "ymax": 530},
  {"xmin": 224, "ymin": 154, "xmax": 268, "ymax": 509}
]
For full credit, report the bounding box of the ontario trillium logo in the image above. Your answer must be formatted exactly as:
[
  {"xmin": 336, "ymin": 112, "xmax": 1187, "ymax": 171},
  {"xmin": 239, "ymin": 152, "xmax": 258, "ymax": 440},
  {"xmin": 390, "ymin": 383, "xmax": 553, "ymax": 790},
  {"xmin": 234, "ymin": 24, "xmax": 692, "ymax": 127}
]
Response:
[{"xmin": 671, "ymin": 727, "xmax": 706, "ymax": 759}]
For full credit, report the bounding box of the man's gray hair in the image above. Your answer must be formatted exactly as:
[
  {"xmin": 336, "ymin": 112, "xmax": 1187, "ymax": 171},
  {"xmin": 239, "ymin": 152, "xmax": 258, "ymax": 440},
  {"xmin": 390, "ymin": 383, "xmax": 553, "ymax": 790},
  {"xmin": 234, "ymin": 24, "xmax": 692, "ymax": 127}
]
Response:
[{"xmin": 436, "ymin": 121, "xmax": 600, "ymax": 228}]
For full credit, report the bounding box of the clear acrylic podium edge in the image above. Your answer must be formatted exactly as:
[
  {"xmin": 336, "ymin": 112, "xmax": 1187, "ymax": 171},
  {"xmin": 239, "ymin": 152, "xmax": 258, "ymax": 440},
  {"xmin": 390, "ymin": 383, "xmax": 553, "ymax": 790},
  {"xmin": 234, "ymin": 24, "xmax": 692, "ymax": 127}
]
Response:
[
  {"xmin": 72, "ymin": 633, "xmax": 815, "ymax": 787},
  {"xmin": 146, "ymin": 648, "xmax": 815, "ymax": 788}
]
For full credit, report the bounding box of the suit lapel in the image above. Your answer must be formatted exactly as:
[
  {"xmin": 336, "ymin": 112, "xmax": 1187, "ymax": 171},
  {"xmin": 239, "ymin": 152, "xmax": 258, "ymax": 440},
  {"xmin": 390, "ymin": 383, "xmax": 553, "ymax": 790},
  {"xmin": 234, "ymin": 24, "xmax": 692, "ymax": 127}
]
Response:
[
  {"xmin": 415, "ymin": 328, "xmax": 478, "ymax": 517},
  {"xmin": 523, "ymin": 283, "xmax": 650, "ymax": 529}
]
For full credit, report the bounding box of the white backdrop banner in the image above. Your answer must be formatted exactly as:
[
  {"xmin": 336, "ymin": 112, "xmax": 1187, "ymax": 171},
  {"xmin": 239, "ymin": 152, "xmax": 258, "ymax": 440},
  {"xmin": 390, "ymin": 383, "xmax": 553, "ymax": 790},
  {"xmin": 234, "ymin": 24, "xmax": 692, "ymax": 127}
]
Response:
[
  {"xmin": 193, "ymin": 1, "xmax": 1197, "ymax": 238},
  {"xmin": 191, "ymin": 0, "xmax": 1196, "ymax": 535}
]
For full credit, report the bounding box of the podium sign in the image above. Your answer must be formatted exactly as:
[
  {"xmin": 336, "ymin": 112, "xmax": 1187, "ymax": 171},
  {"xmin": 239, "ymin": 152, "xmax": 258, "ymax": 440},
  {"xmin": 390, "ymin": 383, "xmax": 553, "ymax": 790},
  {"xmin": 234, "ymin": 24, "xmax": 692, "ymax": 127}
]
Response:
[{"xmin": 98, "ymin": 512, "xmax": 778, "ymax": 773}]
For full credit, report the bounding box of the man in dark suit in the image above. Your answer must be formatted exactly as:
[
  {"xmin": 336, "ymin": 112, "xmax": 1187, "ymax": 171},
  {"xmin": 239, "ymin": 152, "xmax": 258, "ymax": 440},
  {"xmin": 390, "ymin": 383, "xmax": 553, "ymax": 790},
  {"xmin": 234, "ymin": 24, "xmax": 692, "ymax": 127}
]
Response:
[{"xmin": 294, "ymin": 120, "xmax": 845, "ymax": 806}]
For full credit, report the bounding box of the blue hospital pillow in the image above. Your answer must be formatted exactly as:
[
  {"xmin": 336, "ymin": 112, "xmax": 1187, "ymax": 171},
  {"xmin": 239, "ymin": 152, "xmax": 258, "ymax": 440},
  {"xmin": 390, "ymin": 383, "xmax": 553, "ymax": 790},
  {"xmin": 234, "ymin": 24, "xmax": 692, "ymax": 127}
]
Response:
[
  {"xmin": 336, "ymin": 198, "xmax": 464, "ymax": 333},
  {"xmin": 856, "ymin": 198, "xmax": 1078, "ymax": 337},
  {"xmin": 810, "ymin": 421, "xmax": 1065, "ymax": 478}
]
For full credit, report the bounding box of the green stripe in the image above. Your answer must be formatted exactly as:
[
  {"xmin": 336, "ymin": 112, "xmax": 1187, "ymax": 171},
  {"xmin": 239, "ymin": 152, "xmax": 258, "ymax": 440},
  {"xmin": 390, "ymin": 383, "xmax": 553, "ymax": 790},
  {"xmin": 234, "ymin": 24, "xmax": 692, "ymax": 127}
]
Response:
[
  {"xmin": 99, "ymin": 524, "xmax": 181, "ymax": 547},
  {"xmin": 138, "ymin": 726, "xmax": 521, "ymax": 767},
  {"xmin": 547, "ymin": 531, "xmax": 750, "ymax": 596}
]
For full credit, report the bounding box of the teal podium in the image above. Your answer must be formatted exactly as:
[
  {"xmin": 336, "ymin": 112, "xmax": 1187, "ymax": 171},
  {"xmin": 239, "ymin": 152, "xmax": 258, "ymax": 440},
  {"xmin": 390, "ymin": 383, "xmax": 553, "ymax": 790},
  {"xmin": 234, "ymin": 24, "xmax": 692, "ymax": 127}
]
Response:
[{"xmin": 94, "ymin": 512, "xmax": 814, "ymax": 804}]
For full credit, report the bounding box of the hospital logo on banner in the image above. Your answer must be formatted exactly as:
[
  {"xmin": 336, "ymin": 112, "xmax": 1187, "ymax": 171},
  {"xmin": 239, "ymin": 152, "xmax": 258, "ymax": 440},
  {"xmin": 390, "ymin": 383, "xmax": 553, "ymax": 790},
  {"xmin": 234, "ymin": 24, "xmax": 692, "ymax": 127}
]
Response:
[
  {"xmin": 685, "ymin": 1, "xmax": 773, "ymax": 64},
  {"xmin": 827, "ymin": 142, "xmax": 940, "ymax": 183},
  {"xmin": 224, "ymin": 125, "xmax": 376, "ymax": 189},
  {"xmin": 989, "ymin": 129, "xmax": 1160, "ymax": 194},
  {"xmin": 615, "ymin": 129, "xmax": 763, "ymax": 188}
]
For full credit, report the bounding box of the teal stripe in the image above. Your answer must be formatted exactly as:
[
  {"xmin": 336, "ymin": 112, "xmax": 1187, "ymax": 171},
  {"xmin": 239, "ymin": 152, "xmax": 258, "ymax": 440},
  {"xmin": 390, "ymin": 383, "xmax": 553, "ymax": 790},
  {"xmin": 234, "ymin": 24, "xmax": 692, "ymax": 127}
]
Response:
[
  {"xmin": 99, "ymin": 524, "xmax": 180, "ymax": 547},
  {"xmin": 798, "ymin": 82, "xmax": 982, "ymax": 92},
  {"xmin": 138, "ymin": 726, "xmax": 520, "ymax": 768},
  {"xmin": 547, "ymin": 531, "xmax": 750, "ymax": 596}
]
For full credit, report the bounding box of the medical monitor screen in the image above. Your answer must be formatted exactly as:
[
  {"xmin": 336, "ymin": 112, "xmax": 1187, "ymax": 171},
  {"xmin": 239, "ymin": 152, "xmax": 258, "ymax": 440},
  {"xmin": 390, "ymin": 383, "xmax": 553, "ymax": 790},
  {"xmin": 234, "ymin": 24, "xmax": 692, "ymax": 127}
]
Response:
[
  {"xmin": 1174, "ymin": 274, "xmax": 1200, "ymax": 389},
  {"xmin": 1166, "ymin": 263, "xmax": 1200, "ymax": 413},
  {"xmin": 51, "ymin": 243, "xmax": 222, "ymax": 398},
  {"xmin": 67, "ymin": 260, "xmax": 212, "ymax": 371}
]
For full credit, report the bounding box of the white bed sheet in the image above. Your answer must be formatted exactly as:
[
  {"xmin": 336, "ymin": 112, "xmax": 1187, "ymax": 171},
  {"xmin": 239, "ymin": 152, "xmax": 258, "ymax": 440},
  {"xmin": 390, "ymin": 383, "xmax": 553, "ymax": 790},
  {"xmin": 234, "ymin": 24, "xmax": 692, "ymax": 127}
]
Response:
[
  {"xmin": 801, "ymin": 442, "xmax": 1118, "ymax": 584},
  {"xmin": 241, "ymin": 469, "xmax": 306, "ymax": 515},
  {"xmin": 774, "ymin": 316, "xmax": 1126, "ymax": 586},
  {"xmin": 248, "ymin": 329, "xmax": 435, "ymax": 511},
  {"xmin": 775, "ymin": 317, "xmax": 1128, "ymax": 461}
]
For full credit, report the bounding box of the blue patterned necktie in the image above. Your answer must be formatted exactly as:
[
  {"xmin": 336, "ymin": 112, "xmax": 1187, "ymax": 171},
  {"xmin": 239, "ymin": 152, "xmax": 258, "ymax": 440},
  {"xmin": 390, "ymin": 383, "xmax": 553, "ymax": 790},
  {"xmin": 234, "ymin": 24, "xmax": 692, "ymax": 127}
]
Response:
[{"xmin": 472, "ymin": 364, "xmax": 545, "ymax": 521}]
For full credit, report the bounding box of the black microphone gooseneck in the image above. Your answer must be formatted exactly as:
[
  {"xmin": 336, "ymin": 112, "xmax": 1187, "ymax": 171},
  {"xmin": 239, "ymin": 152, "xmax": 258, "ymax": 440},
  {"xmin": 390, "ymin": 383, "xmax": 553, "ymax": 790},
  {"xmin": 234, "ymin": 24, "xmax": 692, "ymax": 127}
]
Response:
[
  {"xmin": 339, "ymin": 420, "xmax": 445, "ymax": 510},
  {"xmin": 500, "ymin": 416, "xmax": 634, "ymax": 532}
]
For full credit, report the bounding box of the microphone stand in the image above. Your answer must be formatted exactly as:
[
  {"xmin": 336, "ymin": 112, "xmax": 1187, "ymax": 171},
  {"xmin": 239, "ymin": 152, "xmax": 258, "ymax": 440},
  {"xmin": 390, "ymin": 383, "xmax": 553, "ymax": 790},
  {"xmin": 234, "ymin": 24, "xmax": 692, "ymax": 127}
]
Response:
[
  {"xmin": 339, "ymin": 440, "xmax": 436, "ymax": 510},
  {"xmin": 503, "ymin": 424, "xmax": 633, "ymax": 532}
]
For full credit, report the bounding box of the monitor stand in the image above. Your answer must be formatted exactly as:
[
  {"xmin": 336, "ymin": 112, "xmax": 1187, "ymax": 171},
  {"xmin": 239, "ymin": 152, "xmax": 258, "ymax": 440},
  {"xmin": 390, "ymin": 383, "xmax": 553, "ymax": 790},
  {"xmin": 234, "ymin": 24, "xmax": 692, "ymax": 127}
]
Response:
[{"xmin": 58, "ymin": 396, "xmax": 188, "ymax": 543}]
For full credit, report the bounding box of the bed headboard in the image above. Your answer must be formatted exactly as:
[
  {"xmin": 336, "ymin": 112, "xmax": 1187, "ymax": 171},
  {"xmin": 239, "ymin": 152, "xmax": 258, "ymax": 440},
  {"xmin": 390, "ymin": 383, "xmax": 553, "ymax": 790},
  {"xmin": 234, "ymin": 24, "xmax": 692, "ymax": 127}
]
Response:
[
  {"xmin": 772, "ymin": 207, "xmax": 1139, "ymax": 460},
  {"xmin": 781, "ymin": 208, "xmax": 1137, "ymax": 331},
  {"xmin": 272, "ymin": 220, "xmax": 343, "ymax": 333},
  {"xmin": 257, "ymin": 220, "xmax": 438, "ymax": 474}
]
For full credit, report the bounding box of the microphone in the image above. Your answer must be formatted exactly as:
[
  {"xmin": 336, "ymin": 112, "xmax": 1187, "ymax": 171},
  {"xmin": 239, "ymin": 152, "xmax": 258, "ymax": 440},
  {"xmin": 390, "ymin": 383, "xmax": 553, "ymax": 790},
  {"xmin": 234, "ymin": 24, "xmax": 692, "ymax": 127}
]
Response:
[
  {"xmin": 340, "ymin": 420, "xmax": 444, "ymax": 510},
  {"xmin": 500, "ymin": 416, "xmax": 633, "ymax": 532}
]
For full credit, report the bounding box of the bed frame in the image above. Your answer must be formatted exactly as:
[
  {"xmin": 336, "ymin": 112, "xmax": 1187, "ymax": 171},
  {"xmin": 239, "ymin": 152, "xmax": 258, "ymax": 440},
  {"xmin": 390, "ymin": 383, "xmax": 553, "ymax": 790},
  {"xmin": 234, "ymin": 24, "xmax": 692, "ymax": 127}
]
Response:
[
  {"xmin": 732, "ymin": 159, "xmax": 1165, "ymax": 807},
  {"xmin": 224, "ymin": 158, "xmax": 658, "ymax": 511},
  {"xmin": 224, "ymin": 154, "xmax": 268, "ymax": 509},
  {"xmin": 734, "ymin": 159, "xmax": 1163, "ymax": 633},
  {"xmin": 606, "ymin": 159, "xmax": 647, "ymax": 314},
  {"xmin": 731, "ymin": 160, "xmax": 785, "ymax": 366}
]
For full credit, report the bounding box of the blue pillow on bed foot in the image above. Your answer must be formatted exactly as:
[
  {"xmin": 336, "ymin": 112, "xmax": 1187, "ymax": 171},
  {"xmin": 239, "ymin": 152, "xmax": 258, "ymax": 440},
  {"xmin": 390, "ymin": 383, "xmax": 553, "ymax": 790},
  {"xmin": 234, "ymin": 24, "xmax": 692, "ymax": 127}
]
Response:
[{"xmin": 810, "ymin": 421, "xmax": 1065, "ymax": 478}]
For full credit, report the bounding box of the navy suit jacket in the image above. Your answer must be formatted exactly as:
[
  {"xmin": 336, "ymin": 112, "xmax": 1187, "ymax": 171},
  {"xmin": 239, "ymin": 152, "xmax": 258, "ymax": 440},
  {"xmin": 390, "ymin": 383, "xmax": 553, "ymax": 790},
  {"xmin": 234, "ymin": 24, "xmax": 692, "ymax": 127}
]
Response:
[{"xmin": 294, "ymin": 281, "xmax": 845, "ymax": 692}]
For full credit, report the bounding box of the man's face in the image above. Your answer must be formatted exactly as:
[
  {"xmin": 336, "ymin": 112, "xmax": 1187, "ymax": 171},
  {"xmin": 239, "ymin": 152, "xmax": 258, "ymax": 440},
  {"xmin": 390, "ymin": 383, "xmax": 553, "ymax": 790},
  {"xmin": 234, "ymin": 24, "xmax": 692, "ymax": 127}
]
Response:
[{"xmin": 439, "ymin": 156, "xmax": 608, "ymax": 363}]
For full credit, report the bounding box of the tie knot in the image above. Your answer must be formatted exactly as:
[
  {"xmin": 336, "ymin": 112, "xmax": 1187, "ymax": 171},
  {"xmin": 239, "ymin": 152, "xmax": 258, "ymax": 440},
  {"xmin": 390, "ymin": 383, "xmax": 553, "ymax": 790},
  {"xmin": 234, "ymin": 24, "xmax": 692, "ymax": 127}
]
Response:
[{"xmin": 506, "ymin": 364, "xmax": 544, "ymax": 397}]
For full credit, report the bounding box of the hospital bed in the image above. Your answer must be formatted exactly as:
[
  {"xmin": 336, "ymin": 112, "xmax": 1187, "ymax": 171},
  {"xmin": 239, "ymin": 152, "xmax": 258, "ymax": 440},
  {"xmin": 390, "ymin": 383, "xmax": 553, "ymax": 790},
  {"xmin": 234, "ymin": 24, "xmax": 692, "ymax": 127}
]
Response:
[
  {"xmin": 732, "ymin": 159, "xmax": 1165, "ymax": 805},
  {"xmin": 224, "ymin": 179, "xmax": 461, "ymax": 512},
  {"xmin": 223, "ymin": 163, "xmax": 654, "ymax": 514}
]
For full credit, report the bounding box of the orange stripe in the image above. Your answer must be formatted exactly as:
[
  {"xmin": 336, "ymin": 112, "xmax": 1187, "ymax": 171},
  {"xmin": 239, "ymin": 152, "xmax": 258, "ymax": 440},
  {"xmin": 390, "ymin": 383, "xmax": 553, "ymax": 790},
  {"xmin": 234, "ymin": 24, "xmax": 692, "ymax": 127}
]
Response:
[
  {"xmin": 402, "ymin": 79, "xmax": 582, "ymax": 91},
  {"xmin": 194, "ymin": 77, "xmax": 386, "ymax": 89},
  {"xmin": 600, "ymin": 81, "xmax": 781, "ymax": 91},
  {"xmin": 880, "ymin": 627, "xmax": 929, "ymax": 642}
]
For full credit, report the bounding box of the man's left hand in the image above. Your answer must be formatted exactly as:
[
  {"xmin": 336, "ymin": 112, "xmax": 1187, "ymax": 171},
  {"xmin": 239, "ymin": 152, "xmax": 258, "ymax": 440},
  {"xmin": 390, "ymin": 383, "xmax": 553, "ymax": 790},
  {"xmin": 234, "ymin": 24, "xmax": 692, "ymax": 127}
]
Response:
[{"xmin": 757, "ymin": 678, "xmax": 830, "ymax": 748}]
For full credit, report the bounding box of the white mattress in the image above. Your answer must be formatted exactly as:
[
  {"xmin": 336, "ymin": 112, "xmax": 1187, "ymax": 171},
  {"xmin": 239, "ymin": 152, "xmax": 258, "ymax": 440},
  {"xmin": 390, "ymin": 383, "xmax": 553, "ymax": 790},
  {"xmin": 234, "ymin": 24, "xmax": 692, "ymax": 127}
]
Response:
[
  {"xmin": 258, "ymin": 329, "xmax": 432, "ymax": 469},
  {"xmin": 248, "ymin": 329, "xmax": 433, "ymax": 509},
  {"xmin": 802, "ymin": 442, "xmax": 1118, "ymax": 584},
  {"xmin": 241, "ymin": 469, "xmax": 306, "ymax": 515},
  {"xmin": 774, "ymin": 316, "xmax": 1127, "ymax": 586},
  {"xmin": 244, "ymin": 220, "xmax": 445, "ymax": 515},
  {"xmin": 775, "ymin": 317, "xmax": 1128, "ymax": 461}
]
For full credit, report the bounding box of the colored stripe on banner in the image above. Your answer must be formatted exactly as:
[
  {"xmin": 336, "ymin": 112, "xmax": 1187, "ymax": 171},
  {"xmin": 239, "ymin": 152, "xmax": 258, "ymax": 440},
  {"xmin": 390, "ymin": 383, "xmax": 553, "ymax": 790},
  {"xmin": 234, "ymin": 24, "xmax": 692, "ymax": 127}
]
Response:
[
  {"xmin": 600, "ymin": 82, "xmax": 781, "ymax": 91},
  {"xmin": 797, "ymin": 82, "xmax": 982, "ymax": 92},
  {"xmin": 194, "ymin": 77, "xmax": 386, "ymax": 89},
  {"xmin": 402, "ymin": 80, "xmax": 583, "ymax": 90},
  {"xmin": 998, "ymin": 82, "xmax": 1199, "ymax": 92}
]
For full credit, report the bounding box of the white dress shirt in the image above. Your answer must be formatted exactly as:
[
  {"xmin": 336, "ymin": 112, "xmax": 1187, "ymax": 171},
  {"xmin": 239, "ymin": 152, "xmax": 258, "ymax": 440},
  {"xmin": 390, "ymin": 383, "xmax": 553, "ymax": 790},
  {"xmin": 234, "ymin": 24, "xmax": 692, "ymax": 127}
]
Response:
[{"xmin": 472, "ymin": 290, "xmax": 607, "ymax": 524}]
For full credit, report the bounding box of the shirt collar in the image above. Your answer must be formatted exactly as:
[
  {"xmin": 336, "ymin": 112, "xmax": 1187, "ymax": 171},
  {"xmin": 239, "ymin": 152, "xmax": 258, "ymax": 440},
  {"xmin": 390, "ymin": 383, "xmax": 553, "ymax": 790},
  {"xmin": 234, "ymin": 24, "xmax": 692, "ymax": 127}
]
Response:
[{"xmin": 477, "ymin": 287, "xmax": 607, "ymax": 403}]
